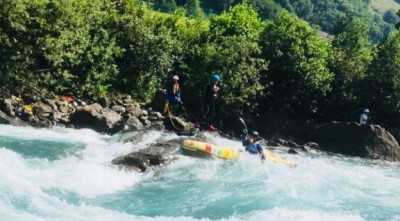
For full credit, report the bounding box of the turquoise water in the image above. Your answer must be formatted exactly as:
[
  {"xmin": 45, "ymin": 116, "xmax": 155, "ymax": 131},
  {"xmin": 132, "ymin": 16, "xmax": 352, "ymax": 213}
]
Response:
[{"xmin": 0, "ymin": 124, "xmax": 399, "ymax": 221}]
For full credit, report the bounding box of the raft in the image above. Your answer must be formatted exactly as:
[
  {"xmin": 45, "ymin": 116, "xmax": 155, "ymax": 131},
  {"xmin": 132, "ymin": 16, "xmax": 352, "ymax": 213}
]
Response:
[{"xmin": 182, "ymin": 140, "xmax": 240, "ymax": 160}]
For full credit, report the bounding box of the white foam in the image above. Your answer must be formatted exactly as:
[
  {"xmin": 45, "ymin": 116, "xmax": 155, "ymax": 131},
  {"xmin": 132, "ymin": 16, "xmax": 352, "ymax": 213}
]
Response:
[
  {"xmin": 241, "ymin": 208, "xmax": 365, "ymax": 221},
  {"xmin": 0, "ymin": 124, "xmax": 108, "ymax": 145},
  {"xmin": 1, "ymin": 125, "xmax": 400, "ymax": 221}
]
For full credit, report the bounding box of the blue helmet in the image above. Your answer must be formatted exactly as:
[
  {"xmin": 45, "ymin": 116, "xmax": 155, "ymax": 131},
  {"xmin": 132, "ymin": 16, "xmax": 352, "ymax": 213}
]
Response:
[
  {"xmin": 364, "ymin": 109, "xmax": 369, "ymax": 113},
  {"xmin": 212, "ymin": 74, "xmax": 221, "ymax": 82}
]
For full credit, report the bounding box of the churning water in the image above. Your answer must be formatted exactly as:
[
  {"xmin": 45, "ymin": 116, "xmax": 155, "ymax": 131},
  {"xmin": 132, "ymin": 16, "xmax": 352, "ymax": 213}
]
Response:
[{"xmin": 0, "ymin": 124, "xmax": 399, "ymax": 221}]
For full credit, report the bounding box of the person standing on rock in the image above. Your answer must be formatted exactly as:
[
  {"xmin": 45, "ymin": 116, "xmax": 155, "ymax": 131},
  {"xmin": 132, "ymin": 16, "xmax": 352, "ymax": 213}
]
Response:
[
  {"xmin": 195, "ymin": 74, "xmax": 221, "ymax": 131},
  {"xmin": 360, "ymin": 108, "xmax": 369, "ymax": 125},
  {"xmin": 163, "ymin": 75, "xmax": 187, "ymax": 117}
]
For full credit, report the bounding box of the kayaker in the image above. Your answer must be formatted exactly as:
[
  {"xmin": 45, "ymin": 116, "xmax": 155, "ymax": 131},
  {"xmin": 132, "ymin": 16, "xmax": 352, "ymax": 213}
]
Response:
[
  {"xmin": 163, "ymin": 75, "xmax": 187, "ymax": 117},
  {"xmin": 242, "ymin": 131, "xmax": 266, "ymax": 161},
  {"xmin": 195, "ymin": 74, "xmax": 221, "ymax": 131}
]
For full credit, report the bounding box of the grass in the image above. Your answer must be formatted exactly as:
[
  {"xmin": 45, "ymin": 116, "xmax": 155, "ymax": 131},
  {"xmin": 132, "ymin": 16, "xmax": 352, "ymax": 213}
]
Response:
[{"xmin": 369, "ymin": 0, "xmax": 400, "ymax": 15}]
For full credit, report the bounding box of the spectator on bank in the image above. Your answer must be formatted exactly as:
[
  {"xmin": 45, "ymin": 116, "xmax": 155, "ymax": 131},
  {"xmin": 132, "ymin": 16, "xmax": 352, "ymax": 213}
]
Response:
[{"xmin": 360, "ymin": 108, "xmax": 369, "ymax": 125}]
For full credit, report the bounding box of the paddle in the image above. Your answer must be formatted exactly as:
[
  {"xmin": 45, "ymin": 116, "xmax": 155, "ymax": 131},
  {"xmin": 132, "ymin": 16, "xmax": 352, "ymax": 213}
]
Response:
[
  {"xmin": 238, "ymin": 117, "xmax": 264, "ymax": 163},
  {"xmin": 238, "ymin": 117, "xmax": 248, "ymax": 136}
]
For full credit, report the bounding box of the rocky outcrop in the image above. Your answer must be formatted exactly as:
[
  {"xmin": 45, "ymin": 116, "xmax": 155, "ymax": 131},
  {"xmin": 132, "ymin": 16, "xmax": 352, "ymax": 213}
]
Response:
[
  {"xmin": 111, "ymin": 138, "xmax": 184, "ymax": 172},
  {"xmin": 306, "ymin": 122, "xmax": 400, "ymax": 161},
  {"xmin": 0, "ymin": 87, "xmax": 188, "ymax": 134}
]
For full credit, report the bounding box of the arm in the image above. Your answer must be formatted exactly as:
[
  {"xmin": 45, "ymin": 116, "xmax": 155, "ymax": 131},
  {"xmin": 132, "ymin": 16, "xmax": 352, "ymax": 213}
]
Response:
[
  {"xmin": 242, "ymin": 136, "xmax": 250, "ymax": 147},
  {"xmin": 256, "ymin": 143, "xmax": 266, "ymax": 160}
]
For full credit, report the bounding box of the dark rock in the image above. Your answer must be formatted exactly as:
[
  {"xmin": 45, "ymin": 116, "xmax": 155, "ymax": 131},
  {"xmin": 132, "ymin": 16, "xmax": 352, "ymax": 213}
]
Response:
[
  {"xmin": 98, "ymin": 97, "xmax": 112, "ymax": 108},
  {"xmin": 288, "ymin": 148, "xmax": 299, "ymax": 154},
  {"xmin": 164, "ymin": 116, "xmax": 188, "ymax": 131},
  {"xmin": 124, "ymin": 115, "xmax": 144, "ymax": 130},
  {"xmin": 300, "ymin": 145, "xmax": 314, "ymax": 153},
  {"xmin": 111, "ymin": 139, "xmax": 182, "ymax": 172},
  {"xmin": 151, "ymin": 90, "xmax": 167, "ymax": 113},
  {"xmin": 69, "ymin": 103, "xmax": 123, "ymax": 133},
  {"xmin": 33, "ymin": 102, "xmax": 53, "ymax": 120},
  {"xmin": 305, "ymin": 142, "xmax": 319, "ymax": 149},
  {"xmin": 42, "ymin": 98, "xmax": 58, "ymax": 110},
  {"xmin": 0, "ymin": 98, "xmax": 14, "ymax": 116},
  {"xmin": 287, "ymin": 140, "xmax": 300, "ymax": 148},
  {"xmin": 0, "ymin": 110, "xmax": 29, "ymax": 126},
  {"xmin": 149, "ymin": 121, "xmax": 165, "ymax": 131},
  {"xmin": 306, "ymin": 122, "xmax": 400, "ymax": 161}
]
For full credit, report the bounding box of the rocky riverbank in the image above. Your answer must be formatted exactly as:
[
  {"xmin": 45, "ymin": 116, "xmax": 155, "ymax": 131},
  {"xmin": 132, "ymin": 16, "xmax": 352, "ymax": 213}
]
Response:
[
  {"xmin": 0, "ymin": 87, "xmax": 192, "ymax": 134},
  {"xmin": 1, "ymin": 87, "xmax": 399, "ymax": 172}
]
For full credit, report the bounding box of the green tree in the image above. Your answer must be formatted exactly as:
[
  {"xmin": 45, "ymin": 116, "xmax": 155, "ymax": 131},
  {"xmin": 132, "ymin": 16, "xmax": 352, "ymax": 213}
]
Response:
[
  {"xmin": 247, "ymin": 0, "xmax": 282, "ymax": 20},
  {"xmin": 184, "ymin": 2, "xmax": 267, "ymax": 125},
  {"xmin": 364, "ymin": 31, "xmax": 400, "ymax": 131},
  {"xmin": 325, "ymin": 17, "xmax": 374, "ymax": 122},
  {"xmin": 114, "ymin": 5, "xmax": 175, "ymax": 102},
  {"xmin": 0, "ymin": 0, "xmax": 123, "ymax": 98},
  {"xmin": 383, "ymin": 9, "xmax": 398, "ymax": 24},
  {"xmin": 259, "ymin": 11, "xmax": 333, "ymax": 121}
]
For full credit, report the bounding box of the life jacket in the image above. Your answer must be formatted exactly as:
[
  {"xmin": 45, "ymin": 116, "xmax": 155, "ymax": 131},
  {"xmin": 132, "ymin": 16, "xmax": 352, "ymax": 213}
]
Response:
[
  {"xmin": 166, "ymin": 81, "xmax": 180, "ymax": 96},
  {"xmin": 173, "ymin": 83, "xmax": 180, "ymax": 95},
  {"xmin": 211, "ymin": 85, "xmax": 220, "ymax": 100},
  {"xmin": 205, "ymin": 83, "xmax": 219, "ymax": 101}
]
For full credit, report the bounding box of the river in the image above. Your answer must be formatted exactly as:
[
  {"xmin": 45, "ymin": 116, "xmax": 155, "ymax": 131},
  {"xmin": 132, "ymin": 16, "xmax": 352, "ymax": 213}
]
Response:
[{"xmin": 0, "ymin": 124, "xmax": 399, "ymax": 221}]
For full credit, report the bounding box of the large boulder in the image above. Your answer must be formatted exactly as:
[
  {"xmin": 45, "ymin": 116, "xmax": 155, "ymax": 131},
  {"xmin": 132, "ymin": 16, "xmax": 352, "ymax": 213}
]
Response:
[
  {"xmin": 69, "ymin": 103, "xmax": 123, "ymax": 133},
  {"xmin": 0, "ymin": 110, "xmax": 31, "ymax": 127},
  {"xmin": 164, "ymin": 116, "xmax": 189, "ymax": 131},
  {"xmin": 0, "ymin": 98, "xmax": 15, "ymax": 116},
  {"xmin": 306, "ymin": 122, "xmax": 400, "ymax": 161},
  {"xmin": 33, "ymin": 102, "xmax": 53, "ymax": 120},
  {"xmin": 111, "ymin": 138, "xmax": 182, "ymax": 172},
  {"xmin": 151, "ymin": 90, "xmax": 167, "ymax": 113}
]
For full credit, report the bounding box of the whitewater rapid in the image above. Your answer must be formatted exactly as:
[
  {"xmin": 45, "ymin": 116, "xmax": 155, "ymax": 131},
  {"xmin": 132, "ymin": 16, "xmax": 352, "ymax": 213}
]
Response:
[{"xmin": 0, "ymin": 124, "xmax": 399, "ymax": 221}]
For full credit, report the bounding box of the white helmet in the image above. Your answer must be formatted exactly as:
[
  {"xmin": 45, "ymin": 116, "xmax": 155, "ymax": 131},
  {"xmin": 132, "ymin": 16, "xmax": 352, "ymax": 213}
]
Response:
[
  {"xmin": 172, "ymin": 75, "xmax": 179, "ymax": 80},
  {"xmin": 364, "ymin": 109, "xmax": 369, "ymax": 113}
]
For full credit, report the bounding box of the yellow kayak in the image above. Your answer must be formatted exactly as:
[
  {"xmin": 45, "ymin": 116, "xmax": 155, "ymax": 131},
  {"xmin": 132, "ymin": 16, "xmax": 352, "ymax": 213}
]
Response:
[
  {"xmin": 182, "ymin": 140, "xmax": 240, "ymax": 160},
  {"xmin": 182, "ymin": 140, "xmax": 297, "ymax": 166},
  {"xmin": 263, "ymin": 148, "xmax": 297, "ymax": 167}
]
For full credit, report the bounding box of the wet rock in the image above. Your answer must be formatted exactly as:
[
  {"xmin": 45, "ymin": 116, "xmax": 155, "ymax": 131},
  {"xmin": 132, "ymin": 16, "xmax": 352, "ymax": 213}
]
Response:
[
  {"xmin": 98, "ymin": 97, "xmax": 112, "ymax": 108},
  {"xmin": 69, "ymin": 103, "xmax": 123, "ymax": 133},
  {"xmin": 164, "ymin": 116, "xmax": 188, "ymax": 131},
  {"xmin": 0, "ymin": 98, "xmax": 14, "ymax": 116},
  {"xmin": 0, "ymin": 110, "xmax": 29, "ymax": 126},
  {"xmin": 149, "ymin": 121, "xmax": 165, "ymax": 131},
  {"xmin": 33, "ymin": 102, "xmax": 53, "ymax": 120},
  {"xmin": 306, "ymin": 122, "xmax": 400, "ymax": 161},
  {"xmin": 111, "ymin": 138, "xmax": 182, "ymax": 172},
  {"xmin": 288, "ymin": 148, "xmax": 299, "ymax": 154},
  {"xmin": 124, "ymin": 115, "xmax": 144, "ymax": 130}
]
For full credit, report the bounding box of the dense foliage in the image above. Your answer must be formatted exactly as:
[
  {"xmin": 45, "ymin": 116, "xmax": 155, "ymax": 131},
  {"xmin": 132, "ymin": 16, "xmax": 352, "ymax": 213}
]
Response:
[
  {"xmin": 2, "ymin": 0, "xmax": 400, "ymax": 137},
  {"xmin": 144, "ymin": 0, "xmax": 398, "ymax": 44}
]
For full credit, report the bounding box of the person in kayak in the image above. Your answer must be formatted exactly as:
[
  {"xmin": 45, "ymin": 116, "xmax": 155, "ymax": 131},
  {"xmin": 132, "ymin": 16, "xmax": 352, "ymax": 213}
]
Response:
[
  {"xmin": 242, "ymin": 131, "xmax": 266, "ymax": 161},
  {"xmin": 163, "ymin": 75, "xmax": 187, "ymax": 117},
  {"xmin": 195, "ymin": 74, "xmax": 221, "ymax": 131}
]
